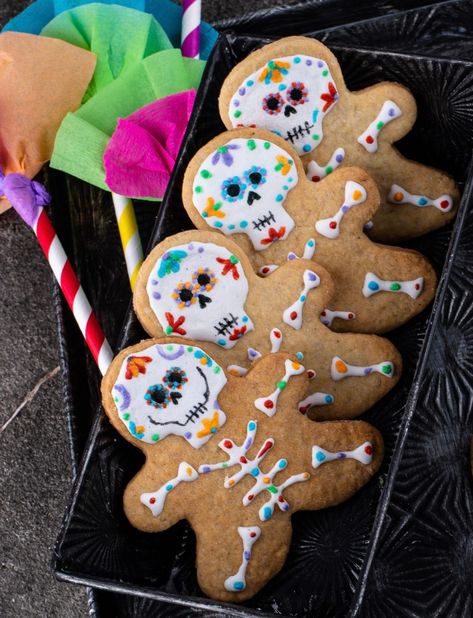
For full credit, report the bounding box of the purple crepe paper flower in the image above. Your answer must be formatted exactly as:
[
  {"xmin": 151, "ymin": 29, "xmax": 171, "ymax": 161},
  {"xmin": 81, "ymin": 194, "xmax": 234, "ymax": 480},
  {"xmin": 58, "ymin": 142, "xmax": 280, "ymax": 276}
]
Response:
[{"xmin": 0, "ymin": 171, "xmax": 50, "ymax": 227}]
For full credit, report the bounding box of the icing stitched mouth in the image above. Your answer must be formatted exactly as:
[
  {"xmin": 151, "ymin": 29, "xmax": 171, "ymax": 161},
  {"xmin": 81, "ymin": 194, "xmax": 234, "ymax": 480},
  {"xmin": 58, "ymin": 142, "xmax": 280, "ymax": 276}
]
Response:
[
  {"xmin": 214, "ymin": 312, "xmax": 239, "ymax": 337},
  {"xmin": 148, "ymin": 366, "xmax": 209, "ymax": 427},
  {"xmin": 285, "ymin": 121, "xmax": 314, "ymax": 144},
  {"xmin": 252, "ymin": 210, "xmax": 276, "ymax": 231}
]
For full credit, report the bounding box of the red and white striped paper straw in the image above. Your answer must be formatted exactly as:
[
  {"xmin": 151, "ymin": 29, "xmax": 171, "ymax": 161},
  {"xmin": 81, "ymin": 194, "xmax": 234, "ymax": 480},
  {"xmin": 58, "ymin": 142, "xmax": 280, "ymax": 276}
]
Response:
[
  {"xmin": 33, "ymin": 206, "xmax": 113, "ymax": 375},
  {"xmin": 181, "ymin": 0, "xmax": 201, "ymax": 59}
]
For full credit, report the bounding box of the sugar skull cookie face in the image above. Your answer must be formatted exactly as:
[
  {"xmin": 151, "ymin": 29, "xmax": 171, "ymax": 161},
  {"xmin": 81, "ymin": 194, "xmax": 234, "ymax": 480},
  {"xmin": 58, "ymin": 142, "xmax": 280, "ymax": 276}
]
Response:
[
  {"xmin": 146, "ymin": 242, "xmax": 254, "ymax": 348},
  {"xmin": 112, "ymin": 343, "xmax": 227, "ymax": 448},
  {"xmin": 192, "ymin": 138, "xmax": 298, "ymax": 250},
  {"xmin": 229, "ymin": 56, "xmax": 339, "ymax": 156}
]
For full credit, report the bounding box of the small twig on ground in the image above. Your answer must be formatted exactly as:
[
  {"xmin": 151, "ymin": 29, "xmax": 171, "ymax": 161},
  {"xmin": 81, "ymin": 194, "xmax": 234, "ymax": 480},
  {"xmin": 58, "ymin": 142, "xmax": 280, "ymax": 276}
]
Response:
[{"xmin": 0, "ymin": 366, "xmax": 60, "ymax": 436}]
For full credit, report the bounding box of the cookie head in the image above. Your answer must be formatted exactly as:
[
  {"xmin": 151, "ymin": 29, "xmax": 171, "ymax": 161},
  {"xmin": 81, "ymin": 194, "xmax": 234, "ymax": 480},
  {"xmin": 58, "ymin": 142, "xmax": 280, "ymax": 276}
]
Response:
[
  {"xmin": 112, "ymin": 343, "xmax": 227, "ymax": 448},
  {"xmin": 147, "ymin": 242, "xmax": 254, "ymax": 348},
  {"xmin": 192, "ymin": 137, "xmax": 298, "ymax": 250},
  {"xmin": 228, "ymin": 55, "xmax": 339, "ymax": 156}
]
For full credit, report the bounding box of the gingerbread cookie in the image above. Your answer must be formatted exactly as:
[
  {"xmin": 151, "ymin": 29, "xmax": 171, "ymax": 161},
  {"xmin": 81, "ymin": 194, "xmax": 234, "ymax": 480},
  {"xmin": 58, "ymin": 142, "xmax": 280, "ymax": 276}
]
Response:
[
  {"xmin": 133, "ymin": 230, "xmax": 401, "ymax": 420},
  {"xmin": 219, "ymin": 37, "xmax": 459, "ymax": 243},
  {"xmin": 182, "ymin": 128, "xmax": 437, "ymax": 334},
  {"xmin": 102, "ymin": 340, "xmax": 384, "ymax": 601}
]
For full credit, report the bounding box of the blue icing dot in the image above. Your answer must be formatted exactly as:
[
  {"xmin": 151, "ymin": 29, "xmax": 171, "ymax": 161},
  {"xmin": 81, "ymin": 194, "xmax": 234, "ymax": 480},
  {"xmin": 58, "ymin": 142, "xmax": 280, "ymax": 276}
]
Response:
[
  {"xmin": 263, "ymin": 506, "xmax": 272, "ymax": 520},
  {"xmin": 418, "ymin": 197, "xmax": 428, "ymax": 206},
  {"xmin": 316, "ymin": 451, "xmax": 326, "ymax": 462},
  {"xmin": 278, "ymin": 84, "xmax": 286, "ymax": 91},
  {"xmin": 296, "ymin": 352, "xmax": 303, "ymax": 360},
  {"xmin": 165, "ymin": 484, "xmax": 173, "ymax": 491},
  {"xmin": 325, "ymin": 395, "xmax": 334, "ymax": 404},
  {"xmin": 248, "ymin": 421, "xmax": 256, "ymax": 430},
  {"xmin": 240, "ymin": 221, "xmax": 248, "ymax": 228},
  {"xmin": 242, "ymin": 315, "xmax": 249, "ymax": 323},
  {"xmin": 211, "ymin": 427, "xmax": 217, "ymax": 433},
  {"xmin": 194, "ymin": 350, "xmax": 204, "ymax": 358},
  {"xmin": 303, "ymin": 144, "xmax": 311, "ymax": 152},
  {"xmin": 300, "ymin": 294, "xmax": 306, "ymax": 302},
  {"xmin": 214, "ymin": 221, "xmax": 223, "ymax": 228},
  {"xmin": 229, "ymin": 224, "xmax": 236, "ymax": 230},
  {"xmin": 278, "ymin": 459, "xmax": 287, "ymax": 469},
  {"xmin": 368, "ymin": 281, "xmax": 380, "ymax": 291},
  {"xmin": 288, "ymin": 177, "xmax": 294, "ymax": 183},
  {"xmin": 283, "ymin": 185, "xmax": 289, "ymax": 190},
  {"xmin": 276, "ymin": 194, "xmax": 284, "ymax": 202},
  {"xmin": 294, "ymin": 56, "xmax": 301, "ymax": 63},
  {"xmin": 246, "ymin": 79, "xmax": 254, "ymax": 86},
  {"xmin": 308, "ymin": 239, "xmax": 315, "ymax": 247},
  {"xmin": 234, "ymin": 582, "xmax": 245, "ymax": 591},
  {"xmin": 202, "ymin": 212, "xmax": 208, "ymax": 218},
  {"xmin": 217, "ymin": 339, "xmax": 226, "ymax": 346},
  {"xmin": 251, "ymin": 468, "xmax": 260, "ymax": 476}
]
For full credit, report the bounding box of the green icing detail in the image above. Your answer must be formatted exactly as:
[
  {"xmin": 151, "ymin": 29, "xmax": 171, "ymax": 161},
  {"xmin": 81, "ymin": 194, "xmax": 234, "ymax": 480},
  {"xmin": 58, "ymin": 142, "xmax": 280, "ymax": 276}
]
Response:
[
  {"xmin": 187, "ymin": 346, "xmax": 194, "ymax": 352},
  {"xmin": 376, "ymin": 121, "xmax": 385, "ymax": 130},
  {"xmin": 195, "ymin": 186, "xmax": 203, "ymax": 193},
  {"xmin": 264, "ymin": 142, "xmax": 271, "ymax": 149},
  {"xmin": 312, "ymin": 134, "xmax": 320, "ymax": 141},
  {"xmin": 201, "ymin": 169, "xmax": 212, "ymax": 179},
  {"xmin": 267, "ymin": 485, "xmax": 278, "ymax": 494},
  {"xmin": 382, "ymin": 364, "xmax": 392, "ymax": 375},
  {"xmin": 277, "ymin": 380, "xmax": 287, "ymax": 390},
  {"xmin": 214, "ymin": 366, "xmax": 221, "ymax": 374},
  {"xmin": 166, "ymin": 344, "xmax": 174, "ymax": 351},
  {"xmin": 390, "ymin": 283, "xmax": 401, "ymax": 291},
  {"xmin": 217, "ymin": 146, "xmax": 226, "ymax": 153},
  {"xmin": 322, "ymin": 69, "xmax": 328, "ymax": 76},
  {"xmin": 152, "ymin": 434, "xmax": 160, "ymax": 442},
  {"xmin": 113, "ymin": 397, "xmax": 118, "ymax": 403},
  {"xmin": 222, "ymin": 463, "xmax": 228, "ymax": 468},
  {"xmin": 326, "ymin": 165, "xmax": 333, "ymax": 174},
  {"xmin": 247, "ymin": 139, "xmax": 256, "ymax": 150},
  {"xmin": 230, "ymin": 255, "xmax": 239, "ymax": 264},
  {"xmin": 165, "ymin": 326, "xmax": 173, "ymax": 335},
  {"xmin": 122, "ymin": 413, "xmax": 130, "ymax": 420},
  {"xmin": 234, "ymin": 110, "xmax": 242, "ymax": 118}
]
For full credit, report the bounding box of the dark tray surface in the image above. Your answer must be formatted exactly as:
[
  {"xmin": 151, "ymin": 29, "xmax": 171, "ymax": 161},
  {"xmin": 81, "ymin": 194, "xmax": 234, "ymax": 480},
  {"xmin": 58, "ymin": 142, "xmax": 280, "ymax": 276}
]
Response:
[{"xmin": 52, "ymin": 31, "xmax": 473, "ymax": 618}]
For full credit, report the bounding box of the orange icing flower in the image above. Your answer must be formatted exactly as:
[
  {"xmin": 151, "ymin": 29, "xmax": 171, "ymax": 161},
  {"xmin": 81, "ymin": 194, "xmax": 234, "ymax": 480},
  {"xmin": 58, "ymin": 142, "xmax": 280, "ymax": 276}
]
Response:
[
  {"xmin": 196, "ymin": 411, "xmax": 220, "ymax": 438},
  {"xmin": 275, "ymin": 155, "xmax": 293, "ymax": 176},
  {"xmin": 125, "ymin": 355, "xmax": 152, "ymax": 379},
  {"xmin": 202, "ymin": 197, "xmax": 225, "ymax": 219}
]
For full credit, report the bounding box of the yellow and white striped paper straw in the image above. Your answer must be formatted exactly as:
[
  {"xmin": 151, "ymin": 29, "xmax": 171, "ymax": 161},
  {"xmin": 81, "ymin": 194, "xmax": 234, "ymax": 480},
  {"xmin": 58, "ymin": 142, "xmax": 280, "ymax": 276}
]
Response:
[{"xmin": 111, "ymin": 193, "xmax": 143, "ymax": 291}]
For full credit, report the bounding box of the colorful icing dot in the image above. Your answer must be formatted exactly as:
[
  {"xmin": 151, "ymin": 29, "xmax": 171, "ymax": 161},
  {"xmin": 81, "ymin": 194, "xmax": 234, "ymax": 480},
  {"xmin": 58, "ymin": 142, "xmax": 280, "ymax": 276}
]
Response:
[
  {"xmin": 335, "ymin": 360, "xmax": 348, "ymax": 373},
  {"xmin": 249, "ymin": 421, "xmax": 256, "ymax": 430},
  {"xmin": 300, "ymin": 294, "xmax": 306, "ymax": 302},
  {"xmin": 234, "ymin": 100, "xmax": 240, "ymax": 107},
  {"xmin": 440, "ymin": 200, "xmax": 450, "ymax": 209},
  {"xmin": 195, "ymin": 185, "xmax": 203, "ymax": 193},
  {"xmin": 390, "ymin": 283, "xmax": 401, "ymax": 291},
  {"xmin": 223, "ymin": 440, "xmax": 233, "ymax": 449},
  {"xmin": 336, "ymin": 153, "xmax": 344, "ymax": 163},
  {"xmin": 151, "ymin": 434, "xmax": 160, "ymax": 442},
  {"xmin": 382, "ymin": 364, "xmax": 393, "ymax": 375},
  {"xmin": 247, "ymin": 139, "xmax": 256, "ymax": 150},
  {"xmin": 262, "ymin": 506, "xmax": 272, "ymax": 520},
  {"xmin": 322, "ymin": 69, "xmax": 328, "ymax": 76},
  {"xmin": 366, "ymin": 136, "xmax": 374, "ymax": 144},
  {"xmin": 352, "ymin": 190, "xmax": 363, "ymax": 200},
  {"xmin": 312, "ymin": 134, "xmax": 319, "ymax": 141},
  {"xmin": 325, "ymin": 395, "xmax": 334, "ymax": 404},
  {"xmin": 230, "ymin": 255, "xmax": 239, "ymax": 264},
  {"xmin": 278, "ymin": 460, "xmax": 287, "ymax": 469},
  {"xmin": 247, "ymin": 80, "xmax": 254, "ymax": 86},
  {"xmin": 365, "ymin": 444, "xmax": 373, "ymax": 455},
  {"xmin": 306, "ymin": 59, "xmax": 312, "ymax": 66},
  {"xmin": 376, "ymin": 121, "xmax": 384, "ymax": 130},
  {"xmin": 242, "ymin": 315, "xmax": 249, "ymax": 323},
  {"xmin": 234, "ymin": 110, "xmax": 242, "ymax": 118},
  {"xmin": 294, "ymin": 57, "xmax": 301, "ymax": 63},
  {"xmin": 240, "ymin": 221, "xmax": 248, "ymax": 228},
  {"xmin": 149, "ymin": 497, "xmax": 156, "ymax": 504},
  {"xmin": 316, "ymin": 451, "xmax": 326, "ymax": 462},
  {"xmin": 264, "ymin": 400, "xmax": 274, "ymax": 409},
  {"xmin": 329, "ymin": 221, "xmax": 337, "ymax": 229},
  {"xmin": 250, "ymin": 531, "xmax": 257, "ymax": 538},
  {"xmin": 303, "ymin": 145, "xmax": 311, "ymax": 152},
  {"xmin": 277, "ymin": 380, "xmax": 287, "ymax": 390},
  {"xmin": 418, "ymin": 197, "xmax": 428, "ymax": 206},
  {"xmin": 278, "ymin": 84, "xmax": 286, "ymax": 91},
  {"xmin": 200, "ymin": 170, "xmax": 212, "ymax": 179},
  {"xmin": 317, "ymin": 60, "xmax": 324, "ymax": 68},
  {"xmin": 264, "ymin": 142, "xmax": 271, "ymax": 149},
  {"xmin": 326, "ymin": 166, "xmax": 333, "ymax": 174},
  {"xmin": 122, "ymin": 413, "xmax": 130, "ymax": 420},
  {"xmin": 290, "ymin": 311, "xmax": 298, "ymax": 320},
  {"xmin": 214, "ymin": 366, "xmax": 221, "ymax": 373},
  {"xmin": 165, "ymin": 484, "xmax": 173, "ymax": 491},
  {"xmin": 234, "ymin": 582, "xmax": 245, "ymax": 591},
  {"xmin": 368, "ymin": 281, "xmax": 379, "ymax": 291},
  {"xmin": 393, "ymin": 191, "xmax": 404, "ymax": 202},
  {"xmin": 239, "ymin": 87, "xmax": 246, "ymax": 95},
  {"xmin": 214, "ymin": 221, "xmax": 223, "ymax": 228},
  {"xmin": 251, "ymin": 468, "xmax": 260, "ymax": 476},
  {"xmin": 186, "ymin": 346, "xmax": 194, "ymax": 352},
  {"xmin": 229, "ymin": 224, "xmax": 235, "ymax": 230}
]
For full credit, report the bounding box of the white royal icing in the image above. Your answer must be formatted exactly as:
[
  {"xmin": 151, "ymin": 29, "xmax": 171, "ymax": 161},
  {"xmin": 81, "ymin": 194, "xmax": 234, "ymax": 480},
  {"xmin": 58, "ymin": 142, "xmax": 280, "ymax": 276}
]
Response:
[
  {"xmin": 319, "ymin": 308, "xmax": 355, "ymax": 327},
  {"xmin": 306, "ymin": 147, "xmax": 345, "ymax": 181},
  {"xmin": 147, "ymin": 241, "xmax": 254, "ymax": 349},
  {"xmin": 282, "ymin": 269, "xmax": 320, "ymax": 329},
  {"xmin": 112, "ymin": 343, "xmax": 227, "ymax": 448},
  {"xmin": 362, "ymin": 272, "xmax": 424, "ymax": 299},
  {"xmin": 331, "ymin": 356, "xmax": 394, "ymax": 381},
  {"xmin": 258, "ymin": 264, "xmax": 279, "ymax": 277},
  {"xmin": 315, "ymin": 181, "xmax": 367, "ymax": 239},
  {"xmin": 254, "ymin": 359, "xmax": 305, "ymax": 417},
  {"xmin": 224, "ymin": 526, "xmax": 261, "ymax": 592},
  {"xmin": 140, "ymin": 462, "xmax": 199, "ymax": 517},
  {"xmin": 229, "ymin": 55, "xmax": 339, "ymax": 155},
  {"xmin": 312, "ymin": 442, "xmax": 373, "ymax": 469},
  {"xmin": 357, "ymin": 100, "xmax": 402, "ymax": 153},
  {"xmin": 388, "ymin": 184, "xmax": 453, "ymax": 213},
  {"xmin": 298, "ymin": 392, "xmax": 334, "ymax": 413},
  {"xmin": 287, "ymin": 238, "xmax": 316, "ymax": 261}
]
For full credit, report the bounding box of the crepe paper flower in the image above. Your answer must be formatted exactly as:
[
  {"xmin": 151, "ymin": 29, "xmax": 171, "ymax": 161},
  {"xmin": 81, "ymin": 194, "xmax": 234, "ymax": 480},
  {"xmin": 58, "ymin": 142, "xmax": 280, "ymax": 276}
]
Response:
[
  {"xmin": 0, "ymin": 173, "xmax": 51, "ymax": 226},
  {"xmin": 216, "ymin": 256, "xmax": 240, "ymax": 280},
  {"xmin": 158, "ymin": 250, "xmax": 188, "ymax": 277},
  {"xmin": 50, "ymin": 50, "xmax": 205, "ymax": 192},
  {"xmin": 41, "ymin": 4, "xmax": 172, "ymax": 102},
  {"xmin": 0, "ymin": 32, "xmax": 96, "ymax": 214},
  {"xmin": 321, "ymin": 82, "xmax": 338, "ymax": 112},
  {"xmin": 261, "ymin": 227, "xmax": 287, "ymax": 245},
  {"xmin": 103, "ymin": 90, "xmax": 197, "ymax": 199},
  {"xmin": 259, "ymin": 60, "xmax": 290, "ymax": 84},
  {"xmin": 211, "ymin": 145, "xmax": 240, "ymax": 167},
  {"xmin": 125, "ymin": 356, "xmax": 153, "ymax": 379},
  {"xmin": 274, "ymin": 155, "xmax": 293, "ymax": 176},
  {"xmin": 2, "ymin": 0, "xmax": 218, "ymax": 61}
]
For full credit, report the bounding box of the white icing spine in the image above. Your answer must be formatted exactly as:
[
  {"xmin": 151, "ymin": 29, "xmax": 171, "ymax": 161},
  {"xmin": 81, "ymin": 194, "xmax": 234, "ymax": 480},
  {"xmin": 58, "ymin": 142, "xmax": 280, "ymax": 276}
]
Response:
[
  {"xmin": 312, "ymin": 442, "xmax": 373, "ymax": 469},
  {"xmin": 357, "ymin": 100, "xmax": 402, "ymax": 153},
  {"xmin": 315, "ymin": 181, "xmax": 367, "ymax": 239},
  {"xmin": 362, "ymin": 272, "xmax": 424, "ymax": 299}
]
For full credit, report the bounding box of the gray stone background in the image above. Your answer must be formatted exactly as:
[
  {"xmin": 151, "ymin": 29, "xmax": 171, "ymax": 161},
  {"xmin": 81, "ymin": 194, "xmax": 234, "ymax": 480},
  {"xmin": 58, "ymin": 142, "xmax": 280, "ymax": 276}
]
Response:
[{"xmin": 0, "ymin": 0, "xmax": 301, "ymax": 616}]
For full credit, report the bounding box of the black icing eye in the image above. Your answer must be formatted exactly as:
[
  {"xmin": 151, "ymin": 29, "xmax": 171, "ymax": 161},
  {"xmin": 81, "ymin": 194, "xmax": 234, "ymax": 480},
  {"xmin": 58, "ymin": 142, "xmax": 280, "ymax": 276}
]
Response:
[
  {"xmin": 286, "ymin": 81, "xmax": 308, "ymax": 106},
  {"xmin": 227, "ymin": 184, "xmax": 240, "ymax": 197},
  {"xmin": 244, "ymin": 166, "xmax": 267, "ymax": 189},
  {"xmin": 249, "ymin": 172, "xmax": 262, "ymax": 185},
  {"xmin": 263, "ymin": 92, "xmax": 284, "ymax": 115},
  {"xmin": 221, "ymin": 176, "xmax": 247, "ymax": 202},
  {"xmin": 163, "ymin": 367, "xmax": 188, "ymax": 390},
  {"xmin": 197, "ymin": 273, "xmax": 210, "ymax": 286},
  {"xmin": 179, "ymin": 288, "xmax": 194, "ymax": 302},
  {"xmin": 145, "ymin": 384, "xmax": 170, "ymax": 409}
]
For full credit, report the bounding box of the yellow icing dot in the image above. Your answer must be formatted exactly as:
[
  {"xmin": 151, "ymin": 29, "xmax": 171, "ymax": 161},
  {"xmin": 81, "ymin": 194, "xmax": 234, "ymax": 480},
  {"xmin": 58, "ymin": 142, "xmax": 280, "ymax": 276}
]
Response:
[
  {"xmin": 393, "ymin": 191, "xmax": 404, "ymax": 202},
  {"xmin": 228, "ymin": 369, "xmax": 241, "ymax": 377},
  {"xmin": 291, "ymin": 362, "xmax": 301, "ymax": 370},
  {"xmin": 228, "ymin": 479, "xmax": 235, "ymax": 487},
  {"xmin": 352, "ymin": 190, "xmax": 362, "ymax": 201},
  {"xmin": 200, "ymin": 356, "xmax": 208, "ymax": 365},
  {"xmin": 263, "ymin": 477, "xmax": 270, "ymax": 484},
  {"xmin": 303, "ymin": 473, "xmax": 310, "ymax": 479},
  {"xmin": 136, "ymin": 425, "xmax": 145, "ymax": 434},
  {"xmin": 335, "ymin": 360, "xmax": 348, "ymax": 373},
  {"xmin": 186, "ymin": 467, "xmax": 193, "ymax": 477}
]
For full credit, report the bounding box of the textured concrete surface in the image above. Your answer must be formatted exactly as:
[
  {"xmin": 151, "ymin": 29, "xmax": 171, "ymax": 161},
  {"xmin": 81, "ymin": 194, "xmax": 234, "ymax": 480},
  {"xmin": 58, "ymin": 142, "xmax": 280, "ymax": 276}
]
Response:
[{"xmin": 0, "ymin": 1, "xmax": 302, "ymax": 616}]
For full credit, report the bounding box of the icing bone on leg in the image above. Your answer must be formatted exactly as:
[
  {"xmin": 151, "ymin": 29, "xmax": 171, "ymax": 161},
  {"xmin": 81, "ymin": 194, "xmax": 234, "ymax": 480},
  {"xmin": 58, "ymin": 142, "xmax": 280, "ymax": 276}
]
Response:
[
  {"xmin": 224, "ymin": 526, "xmax": 262, "ymax": 592},
  {"xmin": 362, "ymin": 272, "xmax": 424, "ymax": 299},
  {"xmin": 331, "ymin": 356, "xmax": 394, "ymax": 381},
  {"xmin": 388, "ymin": 184, "xmax": 454, "ymax": 213}
]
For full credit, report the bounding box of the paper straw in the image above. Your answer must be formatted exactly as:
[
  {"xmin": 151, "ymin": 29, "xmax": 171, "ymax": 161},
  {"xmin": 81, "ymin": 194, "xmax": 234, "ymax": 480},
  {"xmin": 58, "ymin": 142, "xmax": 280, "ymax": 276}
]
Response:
[
  {"xmin": 32, "ymin": 206, "xmax": 113, "ymax": 375},
  {"xmin": 111, "ymin": 193, "xmax": 143, "ymax": 292},
  {"xmin": 181, "ymin": 0, "xmax": 201, "ymax": 59}
]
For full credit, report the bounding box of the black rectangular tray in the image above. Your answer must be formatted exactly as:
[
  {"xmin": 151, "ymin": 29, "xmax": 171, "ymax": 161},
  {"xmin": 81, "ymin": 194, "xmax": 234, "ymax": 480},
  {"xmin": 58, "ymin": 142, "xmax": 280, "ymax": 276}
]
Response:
[{"xmin": 51, "ymin": 31, "xmax": 473, "ymax": 617}]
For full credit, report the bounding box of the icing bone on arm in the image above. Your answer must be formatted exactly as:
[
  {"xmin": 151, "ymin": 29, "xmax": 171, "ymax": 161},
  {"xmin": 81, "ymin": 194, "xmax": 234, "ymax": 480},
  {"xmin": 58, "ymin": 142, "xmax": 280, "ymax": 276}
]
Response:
[
  {"xmin": 182, "ymin": 130, "xmax": 438, "ymax": 334},
  {"xmin": 133, "ymin": 229, "xmax": 402, "ymax": 420},
  {"xmin": 218, "ymin": 36, "xmax": 459, "ymax": 243},
  {"xmin": 101, "ymin": 345, "xmax": 383, "ymax": 601}
]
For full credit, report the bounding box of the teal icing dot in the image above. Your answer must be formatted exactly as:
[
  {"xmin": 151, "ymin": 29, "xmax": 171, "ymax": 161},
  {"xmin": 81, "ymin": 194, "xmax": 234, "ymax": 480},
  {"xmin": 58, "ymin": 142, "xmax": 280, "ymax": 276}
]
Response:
[
  {"xmin": 308, "ymin": 239, "xmax": 315, "ymax": 247},
  {"xmin": 194, "ymin": 350, "xmax": 205, "ymax": 358},
  {"xmin": 214, "ymin": 221, "xmax": 223, "ymax": 228},
  {"xmin": 283, "ymin": 185, "xmax": 289, "ymax": 190},
  {"xmin": 211, "ymin": 427, "xmax": 217, "ymax": 433},
  {"xmin": 234, "ymin": 582, "xmax": 245, "ymax": 591},
  {"xmin": 303, "ymin": 144, "xmax": 311, "ymax": 152},
  {"xmin": 251, "ymin": 468, "xmax": 260, "ymax": 476},
  {"xmin": 242, "ymin": 316, "xmax": 249, "ymax": 323},
  {"xmin": 263, "ymin": 506, "xmax": 272, "ymax": 520},
  {"xmin": 300, "ymin": 294, "xmax": 306, "ymax": 302},
  {"xmin": 294, "ymin": 56, "xmax": 301, "ymax": 63},
  {"xmin": 246, "ymin": 79, "xmax": 254, "ymax": 86},
  {"xmin": 368, "ymin": 281, "xmax": 380, "ymax": 291},
  {"xmin": 296, "ymin": 352, "xmax": 303, "ymax": 360},
  {"xmin": 288, "ymin": 177, "xmax": 294, "ymax": 183},
  {"xmin": 325, "ymin": 395, "xmax": 334, "ymax": 404},
  {"xmin": 278, "ymin": 84, "xmax": 286, "ymax": 91},
  {"xmin": 418, "ymin": 197, "xmax": 428, "ymax": 206},
  {"xmin": 217, "ymin": 339, "xmax": 226, "ymax": 346},
  {"xmin": 165, "ymin": 484, "xmax": 173, "ymax": 491},
  {"xmin": 276, "ymin": 194, "xmax": 284, "ymax": 202},
  {"xmin": 201, "ymin": 212, "xmax": 208, "ymax": 217},
  {"xmin": 278, "ymin": 459, "xmax": 287, "ymax": 469},
  {"xmin": 229, "ymin": 224, "xmax": 236, "ymax": 230},
  {"xmin": 316, "ymin": 451, "xmax": 326, "ymax": 462},
  {"xmin": 240, "ymin": 220, "xmax": 248, "ymax": 228},
  {"xmin": 249, "ymin": 421, "xmax": 256, "ymax": 430}
]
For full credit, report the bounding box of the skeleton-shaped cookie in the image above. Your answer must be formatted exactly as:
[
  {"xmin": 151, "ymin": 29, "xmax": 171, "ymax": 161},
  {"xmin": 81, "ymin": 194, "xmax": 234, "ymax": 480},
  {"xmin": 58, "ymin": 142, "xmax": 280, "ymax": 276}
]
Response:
[
  {"xmin": 102, "ymin": 340, "xmax": 383, "ymax": 601},
  {"xmin": 134, "ymin": 230, "xmax": 401, "ymax": 420},
  {"xmin": 182, "ymin": 128, "xmax": 437, "ymax": 334},
  {"xmin": 219, "ymin": 37, "xmax": 459, "ymax": 243}
]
